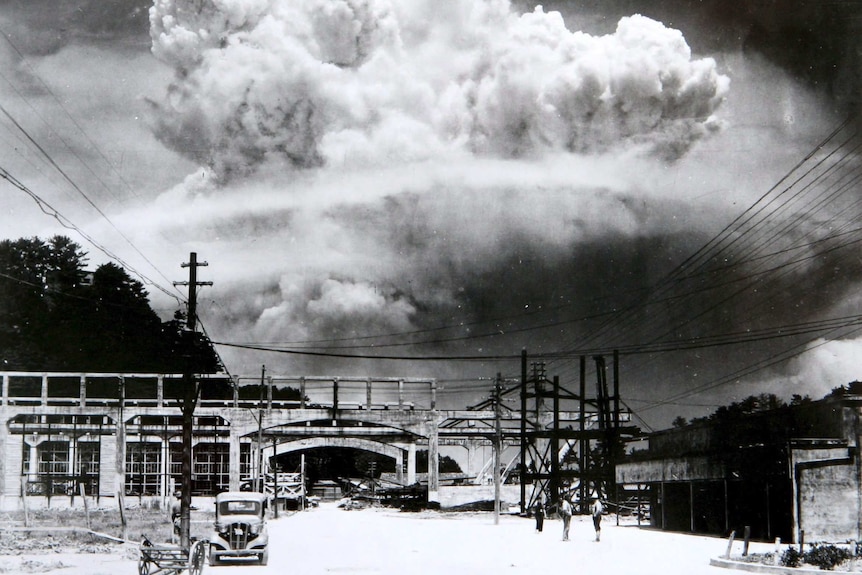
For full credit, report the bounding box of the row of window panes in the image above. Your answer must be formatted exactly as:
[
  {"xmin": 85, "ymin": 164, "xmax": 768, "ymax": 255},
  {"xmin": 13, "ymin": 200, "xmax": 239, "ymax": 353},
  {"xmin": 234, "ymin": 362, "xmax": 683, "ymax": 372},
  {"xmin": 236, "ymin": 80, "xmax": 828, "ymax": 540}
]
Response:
[{"xmin": 24, "ymin": 441, "xmax": 252, "ymax": 495}]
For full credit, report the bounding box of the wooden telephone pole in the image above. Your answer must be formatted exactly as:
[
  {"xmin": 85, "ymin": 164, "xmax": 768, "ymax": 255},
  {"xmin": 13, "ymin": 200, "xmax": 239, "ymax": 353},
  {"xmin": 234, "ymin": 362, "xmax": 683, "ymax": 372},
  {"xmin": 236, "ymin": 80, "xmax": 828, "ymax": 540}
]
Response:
[
  {"xmin": 493, "ymin": 373, "xmax": 502, "ymax": 525},
  {"xmin": 173, "ymin": 252, "xmax": 212, "ymax": 549}
]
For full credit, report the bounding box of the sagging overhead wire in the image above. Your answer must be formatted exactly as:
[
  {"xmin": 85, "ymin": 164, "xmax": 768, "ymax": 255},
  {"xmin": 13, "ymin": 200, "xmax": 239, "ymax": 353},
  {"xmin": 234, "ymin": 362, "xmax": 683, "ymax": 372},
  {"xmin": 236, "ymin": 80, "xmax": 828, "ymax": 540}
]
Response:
[
  {"xmin": 212, "ymin": 340, "xmax": 522, "ymax": 362},
  {"xmin": 0, "ymin": 164, "xmax": 183, "ymax": 304},
  {"xmin": 0, "ymin": 102, "xmax": 182, "ymax": 302},
  {"xmin": 562, "ymin": 114, "xmax": 860, "ymax": 355}
]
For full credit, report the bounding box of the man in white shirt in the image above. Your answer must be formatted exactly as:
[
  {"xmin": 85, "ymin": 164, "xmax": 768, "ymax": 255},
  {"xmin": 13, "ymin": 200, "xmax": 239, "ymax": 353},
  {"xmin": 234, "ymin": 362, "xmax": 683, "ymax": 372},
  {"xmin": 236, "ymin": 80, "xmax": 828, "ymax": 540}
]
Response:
[
  {"xmin": 558, "ymin": 496, "xmax": 572, "ymax": 541},
  {"xmin": 591, "ymin": 497, "xmax": 604, "ymax": 542}
]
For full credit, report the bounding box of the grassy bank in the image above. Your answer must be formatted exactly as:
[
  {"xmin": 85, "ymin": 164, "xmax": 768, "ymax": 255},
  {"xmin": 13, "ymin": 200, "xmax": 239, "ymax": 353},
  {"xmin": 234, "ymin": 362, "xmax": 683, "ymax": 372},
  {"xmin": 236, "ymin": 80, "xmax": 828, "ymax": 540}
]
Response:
[{"xmin": 0, "ymin": 507, "xmax": 214, "ymax": 554}]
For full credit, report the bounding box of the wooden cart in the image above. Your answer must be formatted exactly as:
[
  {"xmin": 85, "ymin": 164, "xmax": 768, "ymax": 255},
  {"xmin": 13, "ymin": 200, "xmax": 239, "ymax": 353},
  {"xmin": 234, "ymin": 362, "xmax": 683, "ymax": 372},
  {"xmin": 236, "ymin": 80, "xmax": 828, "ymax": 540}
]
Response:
[{"xmin": 138, "ymin": 536, "xmax": 208, "ymax": 575}]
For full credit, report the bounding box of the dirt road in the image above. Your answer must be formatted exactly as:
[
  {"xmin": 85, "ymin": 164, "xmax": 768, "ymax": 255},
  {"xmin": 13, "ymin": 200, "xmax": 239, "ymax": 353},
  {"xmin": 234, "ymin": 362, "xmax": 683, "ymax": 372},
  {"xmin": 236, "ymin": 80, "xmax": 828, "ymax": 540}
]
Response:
[
  {"xmin": 6, "ymin": 502, "xmax": 773, "ymax": 574},
  {"xmin": 203, "ymin": 502, "xmax": 768, "ymax": 575}
]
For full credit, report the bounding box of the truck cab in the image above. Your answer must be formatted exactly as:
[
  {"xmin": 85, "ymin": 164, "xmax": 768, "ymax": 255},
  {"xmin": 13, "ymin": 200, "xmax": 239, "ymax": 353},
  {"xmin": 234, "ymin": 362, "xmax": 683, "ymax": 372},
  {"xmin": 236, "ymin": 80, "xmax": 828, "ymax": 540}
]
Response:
[{"xmin": 209, "ymin": 491, "xmax": 269, "ymax": 565}]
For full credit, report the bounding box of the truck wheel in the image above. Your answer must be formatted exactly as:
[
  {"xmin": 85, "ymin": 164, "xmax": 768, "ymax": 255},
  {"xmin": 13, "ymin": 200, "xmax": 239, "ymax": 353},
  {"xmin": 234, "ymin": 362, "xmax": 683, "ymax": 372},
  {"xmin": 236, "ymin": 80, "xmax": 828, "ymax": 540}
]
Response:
[{"xmin": 260, "ymin": 550, "xmax": 269, "ymax": 566}]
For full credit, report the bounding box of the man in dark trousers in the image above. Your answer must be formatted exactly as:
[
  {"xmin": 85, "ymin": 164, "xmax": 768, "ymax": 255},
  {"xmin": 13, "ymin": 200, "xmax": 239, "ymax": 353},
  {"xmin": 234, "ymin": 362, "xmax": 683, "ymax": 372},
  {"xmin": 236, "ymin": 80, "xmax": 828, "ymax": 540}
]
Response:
[
  {"xmin": 170, "ymin": 491, "xmax": 182, "ymax": 543},
  {"xmin": 534, "ymin": 500, "xmax": 545, "ymax": 533}
]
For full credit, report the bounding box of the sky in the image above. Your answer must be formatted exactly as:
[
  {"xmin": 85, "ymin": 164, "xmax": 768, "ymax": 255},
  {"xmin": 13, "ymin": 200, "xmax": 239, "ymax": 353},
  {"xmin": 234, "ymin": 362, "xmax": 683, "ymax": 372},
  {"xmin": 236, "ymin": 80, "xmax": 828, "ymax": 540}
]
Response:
[{"xmin": 0, "ymin": 0, "xmax": 861, "ymax": 431}]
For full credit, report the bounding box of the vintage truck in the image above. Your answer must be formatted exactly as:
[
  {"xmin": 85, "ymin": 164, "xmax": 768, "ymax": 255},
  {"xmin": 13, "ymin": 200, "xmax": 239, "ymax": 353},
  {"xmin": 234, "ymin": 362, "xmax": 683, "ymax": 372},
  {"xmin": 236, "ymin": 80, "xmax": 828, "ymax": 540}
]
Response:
[{"xmin": 209, "ymin": 491, "xmax": 269, "ymax": 566}]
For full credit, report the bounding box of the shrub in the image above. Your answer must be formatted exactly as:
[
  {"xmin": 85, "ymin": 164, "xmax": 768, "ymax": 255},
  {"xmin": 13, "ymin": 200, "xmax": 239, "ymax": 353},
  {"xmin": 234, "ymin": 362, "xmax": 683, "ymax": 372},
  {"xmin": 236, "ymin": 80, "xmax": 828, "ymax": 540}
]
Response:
[
  {"xmin": 804, "ymin": 544, "xmax": 852, "ymax": 571},
  {"xmin": 781, "ymin": 547, "xmax": 802, "ymax": 568}
]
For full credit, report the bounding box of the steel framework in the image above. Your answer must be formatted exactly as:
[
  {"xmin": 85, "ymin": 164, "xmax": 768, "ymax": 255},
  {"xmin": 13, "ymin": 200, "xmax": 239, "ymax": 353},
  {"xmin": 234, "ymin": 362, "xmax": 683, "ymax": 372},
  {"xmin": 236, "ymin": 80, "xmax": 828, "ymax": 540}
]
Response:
[{"xmin": 515, "ymin": 351, "xmax": 640, "ymax": 514}]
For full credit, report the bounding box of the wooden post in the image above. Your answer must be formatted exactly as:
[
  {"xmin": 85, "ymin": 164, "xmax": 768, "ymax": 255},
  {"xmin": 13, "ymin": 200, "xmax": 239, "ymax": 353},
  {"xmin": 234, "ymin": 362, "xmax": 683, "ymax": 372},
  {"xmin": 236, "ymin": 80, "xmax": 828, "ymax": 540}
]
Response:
[
  {"xmin": 20, "ymin": 474, "xmax": 29, "ymax": 527},
  {"xmin": 725, "ymin": 530, "xmax": 736, "ymax": 558},
  {"xmin": 799, "ymin": 530, "xmax": 805, "ymax": 553},
  {"xmin": 300, "ymin": 377, "xmax": 306, "ymax": 409},
  {"xmin": 743, "ymin": 525, "xmax": 751, "ymax": 556},
  {"xmin": 774, "ymin": 537, "xmax": 781, "ymax": 565},
  {"xmin": 493, "ymin": 374, "xmax": 502, "ymax": 525},
  {"xmin": 80, "ymin": 483, "xmax": 91, "ymax": 530},
  {"xmin": 520, "ymin": 350, "xmax": 527, "ymax": 516},
  {"xmin": 661, "ymin": 482, "xmax": 666, "ymax": 529},
  {"xmin": 690, "ymin": 482, "xmax": 695, "ymax": 533},
  {"xmin": 118, "ymin": 489, "xmax": 128, "ymax": 541},
  {"xmin": 271, "ymin": 435, "xmax": 278, "ymax": 519},
  {"xmin": 300, "ymin": 454, "xmax": 306, "ymax": 511}
]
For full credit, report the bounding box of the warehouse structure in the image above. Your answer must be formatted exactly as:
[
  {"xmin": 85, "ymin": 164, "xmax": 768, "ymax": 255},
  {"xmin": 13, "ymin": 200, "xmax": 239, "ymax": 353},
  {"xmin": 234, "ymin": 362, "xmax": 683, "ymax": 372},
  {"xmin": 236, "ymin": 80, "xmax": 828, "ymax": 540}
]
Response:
[
  {"xmin": 0, "ymin": 371, "xmax": 443, "ymax": 509},
  {"xmin": 616, "ymin": 384, "xmax": 862, "ymax": 543}
]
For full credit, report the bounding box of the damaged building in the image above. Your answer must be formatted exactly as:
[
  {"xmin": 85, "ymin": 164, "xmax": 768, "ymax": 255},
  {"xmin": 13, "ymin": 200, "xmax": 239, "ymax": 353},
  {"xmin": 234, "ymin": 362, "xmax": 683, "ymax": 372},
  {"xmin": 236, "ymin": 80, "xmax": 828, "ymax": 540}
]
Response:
[{"xmin": 616, "ymin": 383, "xmax": 862, "ymax": 543}]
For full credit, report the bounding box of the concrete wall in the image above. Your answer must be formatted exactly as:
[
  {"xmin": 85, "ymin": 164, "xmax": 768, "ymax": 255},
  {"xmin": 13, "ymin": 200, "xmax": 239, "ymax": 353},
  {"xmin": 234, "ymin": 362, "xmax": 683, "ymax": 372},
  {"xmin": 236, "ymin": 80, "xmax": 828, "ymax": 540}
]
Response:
[
  {"xmin": 616, "ymin": 456, "xmax": 726, "ymax": 484},
  {"xmin": 438, "ymin": 484, "xmax": 522, "ymax": 509},
  {"xmin": 792, "ymin": 445, "xmax": 860, "ymax": 543},
  {"xmin": 2, "ymin": 434, "xmax": 22, "ymax": 498}
]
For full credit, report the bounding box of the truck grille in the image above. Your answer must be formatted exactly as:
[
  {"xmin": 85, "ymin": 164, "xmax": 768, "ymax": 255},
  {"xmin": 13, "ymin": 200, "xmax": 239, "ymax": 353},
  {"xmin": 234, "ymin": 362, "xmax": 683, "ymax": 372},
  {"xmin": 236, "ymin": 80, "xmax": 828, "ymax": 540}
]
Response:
[{"xmin": 228, "ymin": 523, "xmax": 251, "ymax": 549}]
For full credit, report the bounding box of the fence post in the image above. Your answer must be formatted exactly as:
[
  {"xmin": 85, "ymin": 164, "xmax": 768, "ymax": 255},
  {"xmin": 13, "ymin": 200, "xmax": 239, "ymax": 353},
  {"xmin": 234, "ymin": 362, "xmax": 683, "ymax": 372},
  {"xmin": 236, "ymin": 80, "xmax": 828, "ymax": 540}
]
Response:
[{"xmin": 725, "ymin": 530, "xmax": 736, "ymax": 558}]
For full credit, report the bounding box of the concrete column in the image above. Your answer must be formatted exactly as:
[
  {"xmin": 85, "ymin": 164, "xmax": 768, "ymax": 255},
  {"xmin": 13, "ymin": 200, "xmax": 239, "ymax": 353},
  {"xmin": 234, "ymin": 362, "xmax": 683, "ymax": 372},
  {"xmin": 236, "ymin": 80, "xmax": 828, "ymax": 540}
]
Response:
[
  {"xmin": 79, "ymin": 376, "xmax": 87, "ymax": 407},
  {"xmin": 428, "ymin": 418, "xmax": 439, "ymax": 503},
  {"xmin": 465, "ymin": 440, "xmax": 483, "ymax": 475},
  {"xmin": 41, "ymin": 374, "xmax": 48, "ymax": 405},
  {"xmin": 407, "ymin": 442, "xmax": 417, "ymax": 485},
  {"xmin": 0, "ymin": 413, "xmax": 7, "ymax": 497},
  {"xmin": 115, "ymin": 413, "xmax": 126, "ymax": 498},
  {"xmin": 2, "ymin": 374, "xmax": 8, "ymax": 406},
  {"xmin": 99, "ymin": 431, "xmax": 118, "ymax": 499},
  {"xmin": 68, "ymin": 436, "xmax": 77, "ymax": 482},
  {"xmin": 398, "ymin": 379, "xmax": 404, "ymax": 409},
  {"xmin": 228, "ymin": 423, "xmax": 242, "ymax": 492},
  {"xmin": 28, "ymin": 443, "xmax": 38, "ymax": 476},
  {"xmin": 267, "ymin": 376, "xmax": 273, "ymax": 411},
  {"xmin": 430, "ymin": 380, "xmax": 436, "ymax": 410},
  {"xmin": 395, "ymin": 450, "xmax": 404, "ymax": 485},
  {"xmin": 366, "ymin": 378, "xmax": 372, "ymax": 410},
  {"xmin": 157, "ymin": 376, "xmax": 164, "ymax": 408},
  {"xmin": 300, "ymin": 377, "xmax": 306, "ymax": 409},
  {"xmin": 161, "ymin": 436, "xmax": 170, "ymax": 497}
]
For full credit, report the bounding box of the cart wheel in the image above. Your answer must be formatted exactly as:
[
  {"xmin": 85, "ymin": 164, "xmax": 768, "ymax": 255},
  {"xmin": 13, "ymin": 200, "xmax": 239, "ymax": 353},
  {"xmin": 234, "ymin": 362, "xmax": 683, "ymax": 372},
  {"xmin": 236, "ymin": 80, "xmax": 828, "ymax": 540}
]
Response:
[
  {"xmin": 260, "ymin": 549, "xmax": 268, "ymax": 566},
  {"xmin": 137, "ymin": 557, "xmax": 150, "ymax": 575},
  {"xmin": 188, "ymin": 540, "xmax": 206, "ymax": 575}
]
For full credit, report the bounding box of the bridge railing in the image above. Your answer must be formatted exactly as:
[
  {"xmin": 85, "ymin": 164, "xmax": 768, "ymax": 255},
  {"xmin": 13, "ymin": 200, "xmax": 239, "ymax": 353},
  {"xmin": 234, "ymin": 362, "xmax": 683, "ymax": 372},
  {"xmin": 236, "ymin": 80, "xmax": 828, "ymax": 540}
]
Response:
[{"xmin": 0, "ymin": 372, "xmax": 437, "ymax": 412}]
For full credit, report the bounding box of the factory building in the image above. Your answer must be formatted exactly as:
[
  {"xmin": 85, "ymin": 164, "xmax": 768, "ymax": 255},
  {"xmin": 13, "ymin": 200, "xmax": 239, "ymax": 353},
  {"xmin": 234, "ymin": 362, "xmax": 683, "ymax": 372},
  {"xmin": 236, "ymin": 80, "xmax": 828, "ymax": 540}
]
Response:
[{"xmin": 616, "ymin": 384, "xmax": 862, "ymax": 543}]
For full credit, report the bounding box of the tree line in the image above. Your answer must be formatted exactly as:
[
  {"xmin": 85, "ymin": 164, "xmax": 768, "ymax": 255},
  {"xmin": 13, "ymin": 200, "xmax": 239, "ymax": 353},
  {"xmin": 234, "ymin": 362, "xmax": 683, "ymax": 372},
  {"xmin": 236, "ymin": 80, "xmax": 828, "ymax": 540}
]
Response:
[{"xmin": 0, "ymin": 235, "xmax": 220, "ymax": 373}]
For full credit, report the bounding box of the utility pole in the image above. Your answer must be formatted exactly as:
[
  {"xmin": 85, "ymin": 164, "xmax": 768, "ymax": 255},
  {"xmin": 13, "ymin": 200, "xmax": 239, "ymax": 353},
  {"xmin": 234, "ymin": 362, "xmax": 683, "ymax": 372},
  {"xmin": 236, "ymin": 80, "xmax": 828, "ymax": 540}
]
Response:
[
  {"xmin": 493, "ymin": 373, "xmax": 502, "ymax": 525},
  {"xmin": 173, "ymin": 252, "xmax": 212, "ymax": 550},
  {"xmin": 519, "ymin": 349, "xmax": 527, "ymax": 515},
  {"xmin": 257, "ymin": 365, "xmax": 265, "ymax": 493}
]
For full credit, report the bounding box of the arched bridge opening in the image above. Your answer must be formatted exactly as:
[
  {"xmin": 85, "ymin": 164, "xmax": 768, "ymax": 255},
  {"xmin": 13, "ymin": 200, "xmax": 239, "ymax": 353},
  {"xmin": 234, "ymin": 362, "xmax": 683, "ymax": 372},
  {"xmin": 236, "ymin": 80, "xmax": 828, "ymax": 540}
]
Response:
[{"xmin": 271, "ymin": 438, "xmax": 403, "ymax": 500}]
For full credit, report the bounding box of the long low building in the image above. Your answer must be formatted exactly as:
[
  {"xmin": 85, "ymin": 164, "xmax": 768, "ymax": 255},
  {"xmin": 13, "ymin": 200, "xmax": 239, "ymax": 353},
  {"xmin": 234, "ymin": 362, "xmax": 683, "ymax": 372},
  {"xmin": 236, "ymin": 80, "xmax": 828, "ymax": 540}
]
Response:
[
  {"xmin": 0, "ymin": 371, "xmax": 446, "ymax": 510},
  {"xmin": 616, "ymin": 384, "xmax": 862, "ymax": 543}
]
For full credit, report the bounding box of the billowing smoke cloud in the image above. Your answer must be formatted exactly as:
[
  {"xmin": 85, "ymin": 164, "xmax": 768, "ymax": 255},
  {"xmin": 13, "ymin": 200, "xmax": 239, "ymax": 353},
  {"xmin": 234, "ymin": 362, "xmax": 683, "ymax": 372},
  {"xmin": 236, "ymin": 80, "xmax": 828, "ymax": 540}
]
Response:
[
  {"xmin": 126, "ymin": 0, "xmax": 859, "ymax": 425},
  {"xmin": 148, "ymin": 0, "xmax": 728, "ymax": 180}
]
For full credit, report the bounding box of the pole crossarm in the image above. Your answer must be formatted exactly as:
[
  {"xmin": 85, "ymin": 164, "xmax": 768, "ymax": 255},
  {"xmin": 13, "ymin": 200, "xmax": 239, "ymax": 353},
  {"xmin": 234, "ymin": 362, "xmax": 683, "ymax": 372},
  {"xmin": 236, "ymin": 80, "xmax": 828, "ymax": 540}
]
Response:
[{"xmin": 174, "ymin": 252, "xmax": 212, "ymax": 550}]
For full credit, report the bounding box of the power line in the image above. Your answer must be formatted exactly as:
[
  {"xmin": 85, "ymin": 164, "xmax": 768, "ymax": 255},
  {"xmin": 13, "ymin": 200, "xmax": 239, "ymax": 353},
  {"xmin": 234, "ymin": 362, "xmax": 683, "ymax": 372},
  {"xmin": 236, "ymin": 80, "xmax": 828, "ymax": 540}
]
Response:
[
  {"xmin": 0, "ymin": 164, "xmax": 183, "ymax": 303},
  {"xmin": 0, "ymin": 101, "xmax": 181, "ymax": 302}
]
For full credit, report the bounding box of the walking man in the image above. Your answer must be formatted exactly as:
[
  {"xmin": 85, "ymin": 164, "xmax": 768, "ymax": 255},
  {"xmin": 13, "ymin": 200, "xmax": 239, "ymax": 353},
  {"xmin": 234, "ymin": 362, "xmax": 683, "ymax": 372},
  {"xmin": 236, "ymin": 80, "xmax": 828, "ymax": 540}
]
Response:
[
  {"xmin": 558, "ymin": 496, "xmax": 572, "ymax": 541},
  {"xmin": 534, "ymin": 500, "xmax": 545, "ymax": 533},
  {"xmin": 591, "ymin": 497, "xmax": 603, "ymax": 542}
]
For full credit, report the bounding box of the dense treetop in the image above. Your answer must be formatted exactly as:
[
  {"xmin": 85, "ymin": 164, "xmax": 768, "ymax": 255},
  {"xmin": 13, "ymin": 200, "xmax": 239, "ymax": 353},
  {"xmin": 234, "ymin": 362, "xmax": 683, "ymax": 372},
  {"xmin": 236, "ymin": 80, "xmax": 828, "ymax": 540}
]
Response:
[{"xmin": 0, "ymin": 235, "xmax": 221, "ymax": 373}]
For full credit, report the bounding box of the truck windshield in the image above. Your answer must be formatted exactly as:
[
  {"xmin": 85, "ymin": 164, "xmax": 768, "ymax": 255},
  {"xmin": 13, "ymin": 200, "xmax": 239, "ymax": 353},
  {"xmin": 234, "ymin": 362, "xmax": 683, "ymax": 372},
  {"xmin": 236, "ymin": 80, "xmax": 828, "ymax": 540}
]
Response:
[{"xmin": 219, "ymin": 500, "xmax": 261, "ymax": 515}]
